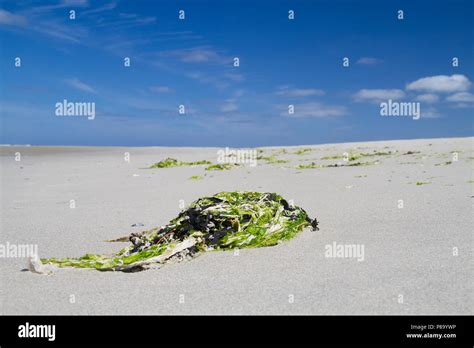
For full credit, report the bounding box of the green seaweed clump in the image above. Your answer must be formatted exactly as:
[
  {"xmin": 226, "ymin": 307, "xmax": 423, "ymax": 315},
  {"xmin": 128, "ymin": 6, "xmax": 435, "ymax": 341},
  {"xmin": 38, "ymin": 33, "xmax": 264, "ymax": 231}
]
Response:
[
  {"xmin": 321, "ymin": 155, "xmax": 344, "ymax": 160},
  {"xmin": 149, "ymin": 158, "xmax": 211, "ymax": 168},
  {"xmin": 40, "ymin": 192, "xmax": 318, "ymax": 272},
  {"xmin": 295, "ymin": 162, "xmax": 319, "ymax": 169},
  {"xmin": 295, "ymin": 160, "xmax": 378, "ymax": 169},
  {"xmin": 322, "ymin": 150, "xmax": 392, "ymax": 161},
  {"xmin": 273, "ymin": 148, "xmax": 288, "ymax": 155},
  {"xmin": 205, "ymin": 163, "xmax": 238, "ymax": 171},
  {"xmin": 292, "ymin": 148, "xmax": 313, "ymax": 155},
  {"xmin": 258, "ymin": 155, "xmax": 288, "ymax": 164},
  {"xmin": 189, "ymin": 175, "xmax": 203, "ymax": 180},
  {"xmin": 326, "ymin": 160, "xmax": 379, "ymax": 167}
]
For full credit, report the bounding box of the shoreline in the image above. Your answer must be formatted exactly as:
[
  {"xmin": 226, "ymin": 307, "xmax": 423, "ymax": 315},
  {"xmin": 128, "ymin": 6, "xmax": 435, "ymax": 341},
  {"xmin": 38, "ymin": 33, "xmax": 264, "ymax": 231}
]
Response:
[{"xmin": 0, "ymin": 135, "xmax": 472, "ymax": 151}]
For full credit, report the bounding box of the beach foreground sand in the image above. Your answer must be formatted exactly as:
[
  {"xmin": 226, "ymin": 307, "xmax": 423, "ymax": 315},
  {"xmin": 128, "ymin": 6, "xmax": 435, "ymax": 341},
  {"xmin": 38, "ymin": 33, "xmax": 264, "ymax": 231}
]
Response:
[{"xmin": 0, "ymin": 137, "xmax": 472, "ymax": 314}]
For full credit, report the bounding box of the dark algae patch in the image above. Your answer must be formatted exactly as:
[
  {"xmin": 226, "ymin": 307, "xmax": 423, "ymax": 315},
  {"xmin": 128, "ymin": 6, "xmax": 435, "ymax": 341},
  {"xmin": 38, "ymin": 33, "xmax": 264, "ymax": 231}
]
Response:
[
  {"xmin": 296, "ymin": 162, "xmax": 319, "ymax": 169},
  {"xmin": 435, "ymin": 161, "xmax": 452, "ymax": 166},
  {"xmin": 38, "ymin": 192, "xmax": 319, "ymax": 272},
  {"xmin": 327, "ymin": 160, "xmax": 379, "ymax": 167},
  {"xmin": 321, "ymin": 150, "xmax": 393, "ymax": 161},
  {"xmin": 295, "ymin": 160, "xmax": 378, "ymax": 169}
]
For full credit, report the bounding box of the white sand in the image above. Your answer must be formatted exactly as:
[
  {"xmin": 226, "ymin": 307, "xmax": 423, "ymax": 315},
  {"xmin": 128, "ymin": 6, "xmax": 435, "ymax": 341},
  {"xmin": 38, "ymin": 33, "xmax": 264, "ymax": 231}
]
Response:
[{"xmin": 0, "ymin": 137, "xmax": 472, "ymax": 314}]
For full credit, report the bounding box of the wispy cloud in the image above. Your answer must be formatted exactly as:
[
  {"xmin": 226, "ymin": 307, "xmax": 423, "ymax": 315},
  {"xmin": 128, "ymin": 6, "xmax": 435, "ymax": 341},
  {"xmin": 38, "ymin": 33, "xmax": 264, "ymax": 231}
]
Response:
[
  {"xmin": 82, "ymin": 2, "xmax": 116, "ymax": 15},
  {"xmin": 0, "ymin": 9, "xmax": 27, "ymax": 26},
  {"xmin": 186, "ymin": 71, "xmax": 232, "ymax": 89},
  {"xmin": 64, "ymin": 78, "xmax": 96, "ymax": 93},
  {"xmin": 119, "ymin": 13, "xmax": 139, "ymax": 19},
  {"xmin": 92, "ymin": 15, "xmax": 156, "ymax": 29},
  {"xmin": 182, "ymin": 48, "xmax": 220, "ymax": 63},
  {"xmin": 406, "ymin": 74, "xmax": 471, "ymax": 93},
  {"xmin": 276, "ymin": 86, "xmax": 325, "ymax": 97},
  {"xmin": 353, "ymin": 89, "xmax": 405, "ymax": 103},
  {"xmin": 446, "ymin": 92, "xmax": 474, "ymax": 103},
  {"xmin": 4, "ymin": 2, "xmax": 155, "ymax": 45},
  {"xmin": 2, "ymin": 4, "xmax": 90, "ymax": 43},
  {"xmin": 281, "ymin": 102, "xmax": 347, "ymax": 118},
  {"xmin": 2, "ymin": 3, "xmax": 238, "ymax": 94},
  {"xmin": 62, "ymin": 0, "xmax": 89, "ymax": 5},
  {"xmin": 143, "ymin": 43, "xmax": 242, "ymax": 90},
  {"xmin": 420, "ymin": 107, "xmax": 441, "ymax": 119},
  {"xmin": 223, "ymin": 72, "xmax": 244, "ymax": 82},
  {"xmin": 32, "ymin": 21, "xmax": 88, "ymax": 43},
  {"xmin": 28, "ymin": 0, "xmax": 90, "ymax": 13},
  {"xmin": 415, "ymin": 94, "xmax": 439, "ymax": 103},
  {"xmin": 149, "ymin": 85, "xmax": 174, "ymax": 93},
  {"xmin": 356, "ymin": 57, "xmax": 383, "ymax": 65},
  {"xmin": 158, "ymin": 46, "xmax": 230, "ymax": 65},
  {"xmin": 233, "ymin": 89, "xmax": 245, "ymax": 98},
  {"xmin": 220, "ymin": 101, "xmax": 238, "ymax": 112},
  {"xmin": 219, "ymin": 90, "xmax": 245, "ymax": 112}
]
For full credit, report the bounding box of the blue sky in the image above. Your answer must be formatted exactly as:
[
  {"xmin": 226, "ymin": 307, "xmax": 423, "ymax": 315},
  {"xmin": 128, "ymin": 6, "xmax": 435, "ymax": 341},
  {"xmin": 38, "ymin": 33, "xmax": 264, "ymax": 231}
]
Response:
[{"xmin": 0, "ymin": 0, "xmax": 473, "ymax": 146}]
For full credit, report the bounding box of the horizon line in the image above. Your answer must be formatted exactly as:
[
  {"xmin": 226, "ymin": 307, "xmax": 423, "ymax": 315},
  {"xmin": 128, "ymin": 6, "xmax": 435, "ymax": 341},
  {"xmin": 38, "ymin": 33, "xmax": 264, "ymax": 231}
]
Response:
[{"xmin": 1, "ymin": 135, "xmax": 472, "ymax": 149}]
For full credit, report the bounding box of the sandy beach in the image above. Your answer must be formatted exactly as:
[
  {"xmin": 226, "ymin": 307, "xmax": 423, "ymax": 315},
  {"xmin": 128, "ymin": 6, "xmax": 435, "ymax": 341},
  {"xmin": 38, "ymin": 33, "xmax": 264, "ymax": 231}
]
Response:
[{"xmin": 0, "ymin": 137, "xmax": 472, "ymax": 315}]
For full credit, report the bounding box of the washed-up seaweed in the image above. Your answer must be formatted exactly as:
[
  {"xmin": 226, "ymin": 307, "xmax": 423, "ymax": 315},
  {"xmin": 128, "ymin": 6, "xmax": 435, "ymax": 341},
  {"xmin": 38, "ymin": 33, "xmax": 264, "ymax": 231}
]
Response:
[
  {"xmin": 149, "ymin": 158, "xmax": 211, "ymax": 168},
  {"xmin": 35, "ymin": 191, "xmax": 318, "ymax": 273}
]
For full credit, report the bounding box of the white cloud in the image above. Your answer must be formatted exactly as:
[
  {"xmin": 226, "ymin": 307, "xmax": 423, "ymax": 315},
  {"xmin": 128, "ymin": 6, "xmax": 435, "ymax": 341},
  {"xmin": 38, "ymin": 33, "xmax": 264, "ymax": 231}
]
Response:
[
  {"xmin": 186, "ymin": 71, "xmax": 230, "ymax": 89},
  {"xmin": 182, "ymin": 48, "xmax": 217, "ymax": 62},
  {"xmin": 406, "ymin": 74, "xmax": 471, "ymax": 93},
  {"xmin": 157, "ymin": 46, "xmax": 233, "ymax": 69},
  {"xmin": 353, "ymin": 89, "xmax": 405, "ymax": 103},
  {"xmin": 65, "ymin": 78, "xmax": 96, "ymax": 93},
  {"xmin": 149, "ymin": 85, "xmax": 174, "ymax": 93},
  {"xmin": 415, "ymin": 94, "xmax": 439, "ymax": 103},
  {"xmin": 420, "ymin": 107, "xmax": 441, "ymax": 119},
  {"xmin": 356, "ymin": 57, "xmax": 382, "ymax": 65},
  {"xmin": 220, "ymin": 92, "xmax": 243, "ymax": 112},
  {"xmin": 164, "ymin": 47, "xmax": 224, "ymax": 64},
  {"xmin": 282, "ymin": 102, "xmax": 347, "ymax": 118},
  {"xmin": 221, "ymin": 102, "xmax": 238, "ymax": 112},
  {"xmin": 0, "ymin": 10, "xmax": 27, "ymax": 26},
  {"xmin": 446, "ymin": 92, "xmax": 474, "ymax": 103},
  {"xmin": 276, "ymin": 86, "xmax": 325, "ymax": 97}
]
